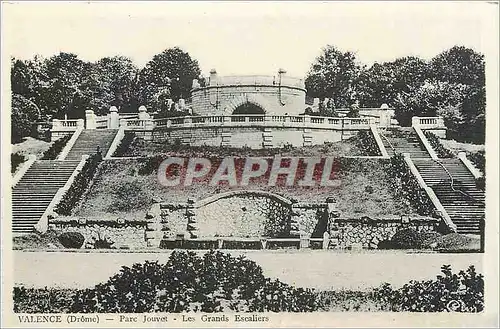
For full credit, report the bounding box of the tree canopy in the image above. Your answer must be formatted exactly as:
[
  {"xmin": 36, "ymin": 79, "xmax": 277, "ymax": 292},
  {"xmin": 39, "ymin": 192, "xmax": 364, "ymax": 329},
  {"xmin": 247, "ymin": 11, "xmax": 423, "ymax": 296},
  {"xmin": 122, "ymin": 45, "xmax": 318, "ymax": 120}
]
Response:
[{"xmin": 10, "ymin": 47, "xmax": 201, "ymax": 143}]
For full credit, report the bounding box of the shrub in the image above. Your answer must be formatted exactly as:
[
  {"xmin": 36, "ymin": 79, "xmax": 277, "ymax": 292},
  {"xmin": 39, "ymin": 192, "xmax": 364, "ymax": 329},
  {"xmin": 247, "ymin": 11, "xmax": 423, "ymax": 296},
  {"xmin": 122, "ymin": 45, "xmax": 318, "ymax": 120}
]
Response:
[
  {"xmin": 467, "ymin": 150, "xmax": 485, "ymax": 175},
  {"xmin": 389, "ymin": 228, "xmax": 424, "ymax": 249},
  {"xmin": 138, "ymin": 154, "xmax": 165, "ymax": 175},
  {"xmin": 356, "ymin": 131, "xmax": 381, "ymax": 156},
  {"xmin": 41, "ymin": 134, "xmax": 72, "ymax": 160},
  {"xmin": 69, "ymin": 250, "xmax": 322, "ymax": 313},
  {"xmin": 55, "ymin": 154, "xmax": 102, "ymax": 216},
  {"xmin": 112, "ymin": 132, "xmax": 135, "ymax": 157},
  {"xmin": 373, "ymin": 265, "xmax": 484, "ymax": 312},
  {"xmin": 13, "ymin": 286, "xmax": 77, "ymax": 313},
  {"xmin": 387, "ymin": 154, "xmax": 436, "ymax": 216},
  {"xmin": 424, "ymin": 131, "xmax": 454, "ymax": 158},
  {"xmin": 11, "ymin": 152, "xmax": 26, "ymax": 173},
  {"xmin": 58, "ymin": 232, "xmax": 85, "ymax": 249}
]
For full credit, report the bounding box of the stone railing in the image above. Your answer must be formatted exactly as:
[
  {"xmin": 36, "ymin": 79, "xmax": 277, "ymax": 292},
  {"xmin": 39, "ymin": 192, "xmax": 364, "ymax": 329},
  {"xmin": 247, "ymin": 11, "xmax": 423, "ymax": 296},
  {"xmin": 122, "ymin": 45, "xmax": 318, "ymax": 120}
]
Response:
[
  {"xmin": 56, "ymin": 125, "xmax": 84, "ymax": 160},
  {"xmin": 104, "ymin": 127, "xmax": 125, "ymax": 159},
  {"xmin": 52, "ymin": 119, "xmax": 83, "ymax": 131},
  {"xmin": 123, "ymin": 115, "xmax": 374, "ymax": 131},
  {"xmin": 403, "ymin": 154, "xmax": 457, "ymax": 233},
  {"xmin": 370, "ymin": 125, "xmax": 389, "ymax": 158},
  {"xmin": 35, "ymin": 155, "xmax": 89, "ymax": 233},
  {"xmin": 12, "ymin": 154, "xmax": 37, "ymax": 187},
  {"xmin": 95, "ymin": 116, "xmax": 109, "ymax": 129},
  {"xmin": 458, "ymin": 152, "xmax": 483, "ymax": 179},
  {"xmin": 412, "ymin": 116, "xmax": 445, "ymax": 129},
  {"xmin": 412, "ymin": 125, "xmax": 439, "ymax": 160}
]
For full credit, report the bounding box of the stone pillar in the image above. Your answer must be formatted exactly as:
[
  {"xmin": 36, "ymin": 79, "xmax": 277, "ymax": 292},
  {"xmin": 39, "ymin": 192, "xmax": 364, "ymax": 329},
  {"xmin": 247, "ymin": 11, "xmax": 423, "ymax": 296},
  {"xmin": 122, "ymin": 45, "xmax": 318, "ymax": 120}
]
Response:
[
  {"xmin": 138, "ymin": 105, "xmax": 150, "ymax": 120},
  {"xmin": 178, "ymin": 99, "xmax": 186, "ymax": 110},
  {"xmin": 411, "ymin": 116, "xmax": 420, "ymax": 127},
  {"xmin": 209, "ymin": 69, "xmax": 218, "ymax": 86},
  {"xmin": 166, "ymin": 99, "xmax": 174, "ymax": 110},
  {"xmin": 108, "ymin": 106, "xmax": 119, "ymax": 129},
  {"xmin": 119, "ymin": 119, "xmax": 128, "ymax": 128},
  {"xmin": 312, "ymin": 98, "xmax": 320, "ymax": 111},
  {"xmin": 185, "ymin": 199, "xmax": 198, "ymax": 238},
  {"xmin": 85, "ymin": 110, "xmax": 96, "ymax": 129}
]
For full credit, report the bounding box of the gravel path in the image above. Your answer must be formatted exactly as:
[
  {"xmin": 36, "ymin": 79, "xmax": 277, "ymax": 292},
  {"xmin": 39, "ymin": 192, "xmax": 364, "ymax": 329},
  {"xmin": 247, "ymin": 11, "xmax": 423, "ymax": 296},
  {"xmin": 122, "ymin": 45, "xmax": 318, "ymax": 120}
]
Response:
[{"xmin": 13, "ymin": 250, "xmax": 482, "ymax": 291}]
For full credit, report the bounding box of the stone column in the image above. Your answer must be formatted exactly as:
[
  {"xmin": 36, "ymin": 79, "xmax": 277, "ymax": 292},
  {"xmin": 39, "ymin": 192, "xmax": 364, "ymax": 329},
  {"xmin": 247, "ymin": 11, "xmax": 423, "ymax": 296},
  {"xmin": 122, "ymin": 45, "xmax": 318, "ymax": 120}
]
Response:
[
  {"xmin": 85, "ymin": 110, "xmax": 96, "ymax": 129},
  {"xmin": 108, "ymin": 106, "xmax": 120, "ymax": 129},
  {"xmin": 178, "ymin": 99, "xmax": 186, "ymax": 110}
]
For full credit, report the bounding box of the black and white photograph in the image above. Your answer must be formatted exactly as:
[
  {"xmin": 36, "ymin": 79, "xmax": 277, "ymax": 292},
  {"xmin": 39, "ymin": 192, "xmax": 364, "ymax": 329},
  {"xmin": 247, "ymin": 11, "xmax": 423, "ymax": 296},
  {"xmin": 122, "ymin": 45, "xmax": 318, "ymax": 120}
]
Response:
[{"xmin": 1, "ymin": 1, "xmax": 498, "ymax": 327}]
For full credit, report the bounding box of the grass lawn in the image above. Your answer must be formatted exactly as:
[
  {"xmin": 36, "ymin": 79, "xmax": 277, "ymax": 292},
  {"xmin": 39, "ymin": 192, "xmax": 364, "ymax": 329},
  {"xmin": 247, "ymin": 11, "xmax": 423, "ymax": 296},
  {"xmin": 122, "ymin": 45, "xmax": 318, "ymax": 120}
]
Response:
[
  {"xmin": 11, "ymin": 137, "xmax": 51, "ymax": 159},
  {"xmin": 118, "ymin": 134, "xmax": 367, "ymax": 158},
  {"xmin": 440, "ymin": 138, "xmax": 485, "ymax": 155},
  {"xmin": 74, "ymin": 155, "xmax": 419, "ymax": 221}
]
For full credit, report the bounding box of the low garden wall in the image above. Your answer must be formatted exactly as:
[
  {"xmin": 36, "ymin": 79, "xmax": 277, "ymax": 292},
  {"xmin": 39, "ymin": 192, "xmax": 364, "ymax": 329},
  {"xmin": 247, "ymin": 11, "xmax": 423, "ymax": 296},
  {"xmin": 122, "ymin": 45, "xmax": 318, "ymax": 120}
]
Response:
[
  {"xmin": 330, "ymin": 216, "xmax": 440, "ymax": 249},
  {"xmin": 50, "ymin": 218, "xmax": 148, "ymax": 249}
]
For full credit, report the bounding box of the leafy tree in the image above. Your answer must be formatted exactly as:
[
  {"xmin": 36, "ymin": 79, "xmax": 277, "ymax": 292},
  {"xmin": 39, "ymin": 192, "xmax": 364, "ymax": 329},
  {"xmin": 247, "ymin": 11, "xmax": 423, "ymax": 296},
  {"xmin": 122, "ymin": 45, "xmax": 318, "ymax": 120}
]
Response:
[
  {"xmin": 356, "ymin": 56, "xmax": 431, "ymax": 125},
  {"xmin": 430, "ymin": 46, "xmax": 485, "ymax": 87},
  {"xmin": 138, "ymin": 47, "xmax": 201, "ymax": 109},
  {"xmin": 42, "ymin": 52, "xmax": 90, "ymax": 119},
  {"xmin": 90, "ymin": 56, "xmax": 140, "ymax": 114},
  {"xmin": 11, "ymin": 94, "xmax": 41, "ymax": 143},
  {"xmin": 305, "ymin": 45, "xmax": 362, "ymax": 108}
]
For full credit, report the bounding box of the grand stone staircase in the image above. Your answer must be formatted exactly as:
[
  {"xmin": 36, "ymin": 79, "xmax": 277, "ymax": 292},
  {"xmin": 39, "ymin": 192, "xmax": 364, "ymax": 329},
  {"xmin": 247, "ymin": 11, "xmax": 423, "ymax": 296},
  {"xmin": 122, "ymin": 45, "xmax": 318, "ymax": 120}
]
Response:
[
  {"xmin": 12, "ymin": 160, "xmax": 81, "ymax": 233},
  {"xmin": 380, "ymin": 128, "xmax": 431, "ymax": 158},
  {"xmin": 65, "ymin": 129, "xmax": 117, "ymax": 160},
  {"xmin": 12, "ymin": 129, "xmax": 118, "ymax": 233},
  {"xmin": 413, "ymin": 159, "xmax": 485, "ymax": 234}
]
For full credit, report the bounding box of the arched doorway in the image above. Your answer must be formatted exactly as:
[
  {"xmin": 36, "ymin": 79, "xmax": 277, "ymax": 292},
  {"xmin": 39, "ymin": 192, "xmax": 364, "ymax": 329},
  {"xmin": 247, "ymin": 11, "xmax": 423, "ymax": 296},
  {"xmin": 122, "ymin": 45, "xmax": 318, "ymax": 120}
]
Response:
[{"xmin": 232, "ymin": 102, "xmax": 266, "ymax": 115}]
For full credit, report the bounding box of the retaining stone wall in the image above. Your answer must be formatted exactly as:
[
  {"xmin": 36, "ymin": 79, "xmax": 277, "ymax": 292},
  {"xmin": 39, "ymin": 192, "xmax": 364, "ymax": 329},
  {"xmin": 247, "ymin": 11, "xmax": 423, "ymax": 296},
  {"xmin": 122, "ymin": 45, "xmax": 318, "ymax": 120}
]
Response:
[
  {"xmin": 51, "ymin": 221, "xmax": 147, "ymax": 249},
  {"xmin": 330, "ymin": 219, "xmax": 438, "ymax": 249},
  {"xmin": 150, "ymin": 126, "xmax": 346, "ymax": 148}
]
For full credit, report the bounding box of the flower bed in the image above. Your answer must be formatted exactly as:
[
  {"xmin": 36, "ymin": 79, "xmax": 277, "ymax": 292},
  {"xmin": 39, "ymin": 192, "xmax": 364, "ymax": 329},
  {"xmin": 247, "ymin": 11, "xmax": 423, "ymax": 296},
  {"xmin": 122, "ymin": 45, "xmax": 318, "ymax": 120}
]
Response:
[
  {"xmin": 55, "ymin": 154, "xmax": 102, "ymax": 216},
  {"xmin": 355, "ymin": 131, "xmax": 381, "ymax": 156},
  {"xmin": 387, "ymin": 154, "xmax": 437, "ymax": 217},
  {"xmin": 41, "ymin": 134, "xmax": 72, "ymax": 160},
  {"xmin": 11, "ymin": 152, "xmax": 26, "ymax": 173},
  {"xmin": 424, "ymin": 131, "xmax": 454, "ymax": 158}
]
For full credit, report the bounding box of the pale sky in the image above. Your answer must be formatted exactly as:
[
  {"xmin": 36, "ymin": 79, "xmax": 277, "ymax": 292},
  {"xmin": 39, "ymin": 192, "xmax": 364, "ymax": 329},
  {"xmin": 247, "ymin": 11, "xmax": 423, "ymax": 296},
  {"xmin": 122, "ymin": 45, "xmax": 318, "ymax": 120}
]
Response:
[{"xmin": 1, "ymin": 1, "xmax": 497, "ymax": 78}]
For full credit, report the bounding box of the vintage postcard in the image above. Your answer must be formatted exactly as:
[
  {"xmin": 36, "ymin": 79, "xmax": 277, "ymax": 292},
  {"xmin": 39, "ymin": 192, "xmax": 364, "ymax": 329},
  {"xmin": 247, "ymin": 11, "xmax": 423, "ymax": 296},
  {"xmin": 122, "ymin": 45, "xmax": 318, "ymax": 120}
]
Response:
[{"xmin": 1, "ymin": 1, "xmax": 499, "ymax": 327}]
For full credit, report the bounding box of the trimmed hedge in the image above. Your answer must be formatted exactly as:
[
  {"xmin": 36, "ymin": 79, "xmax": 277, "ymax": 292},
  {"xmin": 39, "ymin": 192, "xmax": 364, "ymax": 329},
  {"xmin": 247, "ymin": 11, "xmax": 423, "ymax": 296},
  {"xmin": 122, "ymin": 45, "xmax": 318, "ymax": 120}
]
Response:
[
  {"xmin": 424, "ymin": 132, "xmax": 454, "ymax": 158},
  {"xmin": 11, "ymin": 152, "xmax": 26, "ymax": 173},
  {"xmin": 373, "ymin": 265, "xmax": 483, "ymax": 312},
  {"xmin": 68, "ymin": 250, "xmax": 321, "ymax": 313},
  {"xmin": 387, "ymin": 154, "xmax": 436, "ymax": 217},
  {"xmin": 356, "ymin": 131, "xmax": 381, "ymax": 156},
  {"xmin": 41, "ymin": 134, "xmax": 72, "ymax": 160},
  {"xmin": 467, "ymin": 150, "xmax": 485, "ymax": 175},
  {"xmin": 58, "ymin": 232, "xmax": 85, "ymax": 249},
  {"xmin": 55, "ymin": 154, "xmax": 102, "ymax": 216},
  {"xmin": 112, "ymin": 132, "xmax": 135, "ymax": 157}
]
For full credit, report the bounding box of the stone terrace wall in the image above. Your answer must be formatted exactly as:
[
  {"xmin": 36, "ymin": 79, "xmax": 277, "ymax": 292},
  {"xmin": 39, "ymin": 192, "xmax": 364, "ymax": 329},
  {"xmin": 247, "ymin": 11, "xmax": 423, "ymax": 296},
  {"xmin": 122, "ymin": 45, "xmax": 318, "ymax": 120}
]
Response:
[
  {"xmin": 50, "ymin": 218, "xmax": 148, "ymax": 249},
  {"xmin": 149, "ymin": 126, "xmax": 346, "ymax": 148},
  {"xmin": 330, "ymin": 217, "xmax": 440, "ymax": 249}
]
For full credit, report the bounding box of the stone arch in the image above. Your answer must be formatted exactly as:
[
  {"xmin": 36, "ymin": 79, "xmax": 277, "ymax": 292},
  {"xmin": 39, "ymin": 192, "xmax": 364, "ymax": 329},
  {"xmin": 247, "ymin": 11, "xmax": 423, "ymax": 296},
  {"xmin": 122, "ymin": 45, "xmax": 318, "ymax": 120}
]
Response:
[
  {"xmin": 225, "ymin": 94, "xmax": 272, "ymax": 114},
  {"xmin": 194, "ymin": 190, "xmax": 293, "ymax": 238}
]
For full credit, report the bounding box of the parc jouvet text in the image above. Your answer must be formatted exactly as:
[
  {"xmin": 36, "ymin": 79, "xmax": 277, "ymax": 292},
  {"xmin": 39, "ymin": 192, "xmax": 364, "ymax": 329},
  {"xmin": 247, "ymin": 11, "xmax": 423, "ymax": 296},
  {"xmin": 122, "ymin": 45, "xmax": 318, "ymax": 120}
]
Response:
[
  {"xmin": 17, "ymin": 314, "xmax": 269, "ymax": 324},
  {"xmin": 157, "ymin": 156, "xmax": 342, "ymax": 187}
]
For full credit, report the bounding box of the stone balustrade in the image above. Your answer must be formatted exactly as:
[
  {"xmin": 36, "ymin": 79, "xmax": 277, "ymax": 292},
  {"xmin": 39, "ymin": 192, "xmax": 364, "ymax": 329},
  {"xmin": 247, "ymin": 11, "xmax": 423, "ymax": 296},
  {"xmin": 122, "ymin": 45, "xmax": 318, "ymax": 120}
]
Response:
[
  {"xmin": 124, "ymin": 115, "xmax": 375, "ymax": 131},
  {"xmin": 412, "ymin": 116, "xmax": 445, "ymax": 129}
]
